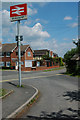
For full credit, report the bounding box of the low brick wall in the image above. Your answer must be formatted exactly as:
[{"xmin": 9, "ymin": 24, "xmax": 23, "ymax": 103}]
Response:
[
  {"xmin": 21, "ymin": 66, "xmax": 59, "ymax": 71},
  {"xmin": 36, "ymin": 66, "xmax": 59, "ymax": 71},
  {"xmin": 21, "ymin": 67, "xmax": 32, "ymax": 71}
]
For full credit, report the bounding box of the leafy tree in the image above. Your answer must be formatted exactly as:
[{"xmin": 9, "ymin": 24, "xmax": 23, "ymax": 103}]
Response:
[
  {"xmin": 73, "ymin": 39, "xmax": 80, "ymax": 54},
  {"xmin": 64, "ymin": 48, "xmax": 77, "ymax": 74},
  {"xmin": 58, "ymin": 57, "xmax": 64, "ymax": 66},
  {"xmin": 73, "ymin": 39, "xmax": 80, "ymax": 75}
]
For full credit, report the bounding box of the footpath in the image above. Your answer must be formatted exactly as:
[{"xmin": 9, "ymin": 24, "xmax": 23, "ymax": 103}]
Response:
[{"xmin": 2, "ymin": 81, "xmax": 39, "ymax": 119}]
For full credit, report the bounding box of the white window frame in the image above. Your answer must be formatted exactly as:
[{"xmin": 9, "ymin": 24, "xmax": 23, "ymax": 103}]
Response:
[
  {"xmin": 25, "ymin": 60, "xmax": 32, "ymax": 67},
  {"xmin": 6, "ymin": 62, "xmax": 10, "ymax": 67},
  {"xmin": 0, "ymin": 62, "xmax": 5, "ymax": 67},
  {"xmin": 21, "ymin": 61, "xmax": 24, "ymax": 65},
  {"xmin": 28, "ymin": 52, "xmax": 31, "ymax": 56}
]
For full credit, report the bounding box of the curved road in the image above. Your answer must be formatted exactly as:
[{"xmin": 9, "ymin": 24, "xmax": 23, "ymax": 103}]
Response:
[{"xmin": 2, "ymin": 68, "xmax": 79, "ymax": 119}]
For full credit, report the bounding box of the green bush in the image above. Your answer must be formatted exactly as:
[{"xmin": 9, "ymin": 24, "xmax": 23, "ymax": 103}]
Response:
[
  {"xmin": 64, "ymin": 48, "xmax": 80, "ymax": 75},
  {"xmin": 59, "ymin": 57, "xmax": 64, "ymax": 66}
]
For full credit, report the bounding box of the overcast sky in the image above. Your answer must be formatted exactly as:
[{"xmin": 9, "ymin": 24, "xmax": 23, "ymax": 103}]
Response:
[{"xmin": 1, "ymin": 2, "xmax": 79, "ymax": 57}]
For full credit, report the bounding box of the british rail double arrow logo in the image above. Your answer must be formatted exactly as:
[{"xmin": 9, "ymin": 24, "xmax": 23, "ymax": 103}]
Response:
[{"xmin": 12, "ymin": 6, "xmax": 24, "ymax": 15}]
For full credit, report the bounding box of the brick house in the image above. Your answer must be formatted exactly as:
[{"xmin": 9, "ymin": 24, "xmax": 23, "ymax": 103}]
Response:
[
  {"xmin": 32, "ymin": 49, "xmax": 59, "ymax": 70},
  {"xmin": 33, "ymin": 49, "xmax": 50, "ymax": 60},
  {"xmin": 16, "ymin": 44, "xmax": 33, "ymax": 71},
  {"xmin": 33, "ymin": 49, "xmax": 58, "ymax": 60},
  {"xmin": 1, "ymin": 43, "xmax": 17, "ymax": 68},
  {"xmin": 1, "ymin": 43, "xmax": 33, "ymax": 70},
  {"xmin": 0, "ymin": 43, "xmax": 59, "ymax": 71}
]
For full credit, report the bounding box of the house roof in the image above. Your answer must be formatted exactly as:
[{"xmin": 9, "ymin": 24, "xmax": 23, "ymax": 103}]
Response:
[
  {"xmin": 34, "ymin": 49, "xmax": 50, "ymax": 56},
  {"xmin": 16, "ymin": 44, "xmax": 30, "ymax": 52},
  {"xmin": 53, "ymin": 53, "xmax": 58, "ymax": 57},
  {"xmin": 2, "ymin": 43, "xmax": 17, "ymax": 52}
]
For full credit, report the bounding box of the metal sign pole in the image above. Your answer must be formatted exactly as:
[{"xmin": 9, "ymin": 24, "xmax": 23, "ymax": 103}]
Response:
[{"xmin": 17, "ymin": 20, "xmax": 21, "ymax": 87}]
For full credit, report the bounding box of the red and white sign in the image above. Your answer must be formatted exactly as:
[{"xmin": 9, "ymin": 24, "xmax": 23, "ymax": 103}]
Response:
[{"xmin": 10, "ymin": 3, "xmax": 27, "ymax": 22}]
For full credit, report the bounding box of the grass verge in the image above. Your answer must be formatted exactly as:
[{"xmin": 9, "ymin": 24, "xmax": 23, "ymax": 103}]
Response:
[
  {"xmin": 43, "ymin": 66, "xmax": 65, "ymax": 72},
  {"xmin": 0, "ymin": 89, "xmax": 8, "ymax": 97},
  {"xmin": 17, "ymin": 85, "xmax": 24, "ymax": 88},
  {"xmin": 63, "ymin": 72, "xmax": 80, "ymax": 77}
]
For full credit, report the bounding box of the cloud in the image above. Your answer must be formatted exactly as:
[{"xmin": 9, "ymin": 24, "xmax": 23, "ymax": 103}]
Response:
[
  {"xmin": 27, "ymin": 38, "xmax": 58, "ymax": 52},
  {"xmin": 28, "ymin": 7, "xmax": 37, "ymax": 16},
  {"xmin": 1, "ymin": 9, "xmax": 17, "ymax": 43},
  {"xmin": 2, "ymin": 10, "xmax": 10, "ymax": 27},
  {"xmin": 64, "ymin": 16, "xmax": 72, "ymax": 20},
  {"xmin": 20, "ymin": 23, "xmax": 50, "ymax": 42},
  {"xmin": 31, "ymin": 18, "xmax": 48, "ymax": 25},
  {"xmin": 51, "ymin": 41, "xmax": 76, "ymax": 57},
  {"xmin": 2, "ymin": 9, "xmax": 50, "ymax": 43},
  {"xmin": 68, "ymin": 22, "xmax": 78, "ymax": 28},
  {"xmin": 25, "ymin": 37, "xmax": 76, "ymax": 57},
  {"xmin": 35, "ymin": 18, "xmax": 40, "ymax": 22},
  {"xmin": 38, "ymin": 3, "xmax": 48, "ymax": 7},
  {"xmin": 2, "ymin": 8, "xmax": 76, "ymax": 58}
]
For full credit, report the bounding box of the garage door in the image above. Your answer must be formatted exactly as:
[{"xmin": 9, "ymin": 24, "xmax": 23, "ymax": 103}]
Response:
[{"xmin": 25, "ymin": 60, "xmax": 32, "ymax": 67}]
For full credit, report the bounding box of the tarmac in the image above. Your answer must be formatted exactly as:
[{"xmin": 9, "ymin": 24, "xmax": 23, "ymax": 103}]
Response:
[{"xmin": 2, "ymin": 81, "xmax": 39, "ymax": 119}]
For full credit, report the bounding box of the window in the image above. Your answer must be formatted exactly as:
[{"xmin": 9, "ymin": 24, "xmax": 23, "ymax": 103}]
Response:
[
  {"xmin": 49, "ymin": 52, "xmax": 51, "ymax": 57},
  {"xmin": 6, "ymin": 52, "xmax": 10, "ymax": 57},
  {"xmin": 28, "ymin": 52, "xmax": 31, "ymax": 56},
  {"xmin": 21, "ymin": 52, "xmax": 24, "ymax": 56},
  {"xmin": 25, "ymin": 60, "xmax": 32, "ymax": 67},
  {"xmin": 0, "ymin": 62, "xmax": 5, "ymax": 67},
  {"xmin": 6, "ymin": 62, "xmax": 10, "ymax": 67},
  {"xmin": 2, "ymin": 52, "xmax": 4, "ymax": 57},
  {"xmin": 21, "ymin": 61, "xmax": 24, "ymax": 65}
]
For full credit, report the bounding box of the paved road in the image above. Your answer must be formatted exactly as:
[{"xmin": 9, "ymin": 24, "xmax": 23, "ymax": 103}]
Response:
[{"xmin": 2, "ymin": 68, "xmax": 79, "ymax": 119}]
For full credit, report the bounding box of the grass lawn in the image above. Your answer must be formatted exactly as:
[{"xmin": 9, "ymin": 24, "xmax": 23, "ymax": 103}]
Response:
[
  {"xmin": 43, "ymin": 66, "xmax": 65, "ymax": 72},
  {"xmin": 0, "ymin": 89, "xmax": 9, "ymax": 97}
]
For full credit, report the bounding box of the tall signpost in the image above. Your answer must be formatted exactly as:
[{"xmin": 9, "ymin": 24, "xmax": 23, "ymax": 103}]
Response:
[{"xmin": 10, "ymin": 4, "xmax": 27, "ymax": 86}]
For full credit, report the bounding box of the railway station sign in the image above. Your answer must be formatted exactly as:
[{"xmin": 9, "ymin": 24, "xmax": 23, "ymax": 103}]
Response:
[{"xmin": 10, "ymin": 3, "xmax": 27, "ymax": 22}]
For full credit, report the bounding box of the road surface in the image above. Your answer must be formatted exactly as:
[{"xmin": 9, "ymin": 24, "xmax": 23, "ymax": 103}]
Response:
[{"xmin": 2, "ymin": 68, "xmax": 79, "ymax": 119}]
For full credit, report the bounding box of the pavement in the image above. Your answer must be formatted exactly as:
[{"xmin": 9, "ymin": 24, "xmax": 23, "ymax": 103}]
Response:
[{"xmin": 2, "ymin": 81, "xmax": 39, "ymax": 119}]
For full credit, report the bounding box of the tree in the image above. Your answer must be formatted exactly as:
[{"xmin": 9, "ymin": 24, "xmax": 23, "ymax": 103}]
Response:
[
  {"xmin": 64, "ymin": 39, "xmax": 80, "ymax": 75},
  {"xmin": 73, "ymin": 39, "xmax": 80, "ymax": 75},
  {"xmin": 64, "ymin": 48, "xmax": 77, "ymax": 74},
  {"xmin": 73, "ymin": 39, "xmax": 80, "ymax": 54},
  {"xmin": 58, "ymin": 57, "xmax": 64, "ymax": 66}
]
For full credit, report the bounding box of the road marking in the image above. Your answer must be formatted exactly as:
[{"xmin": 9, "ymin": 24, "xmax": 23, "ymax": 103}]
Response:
[
  {"xmin": 56, "ymin": 74, "xmax": 63, "ymax": 75},
  {"xmin": 1, "ymin": 74, "xmax": 63, "ymax": 83}
]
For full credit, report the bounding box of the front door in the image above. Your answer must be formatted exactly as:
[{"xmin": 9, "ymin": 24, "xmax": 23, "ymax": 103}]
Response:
[{"xmin": 16, "ymin": 62, "xmax": 18, "ymax": 70}]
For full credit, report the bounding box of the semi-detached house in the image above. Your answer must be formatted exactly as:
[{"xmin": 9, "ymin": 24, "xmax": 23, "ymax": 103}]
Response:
[{"xmin": 1, "ymin": 43, "xmax": 33, "ymax": 71}]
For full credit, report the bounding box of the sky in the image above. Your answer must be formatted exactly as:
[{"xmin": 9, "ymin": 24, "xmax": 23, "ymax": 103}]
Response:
[{"xmin": 1, "ymin": 2, "xmax": 79, "ymax": 57}]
